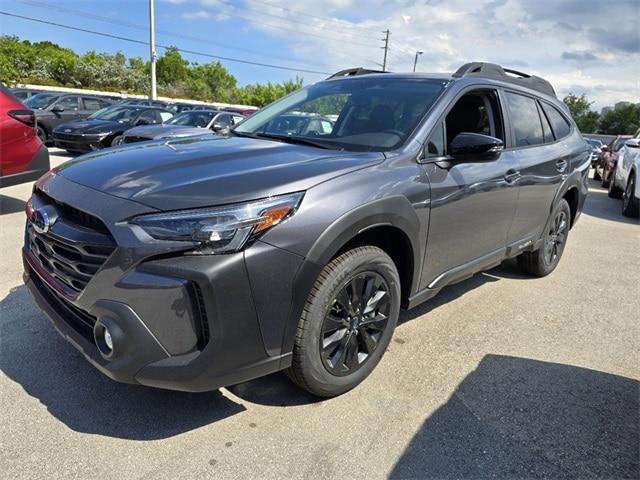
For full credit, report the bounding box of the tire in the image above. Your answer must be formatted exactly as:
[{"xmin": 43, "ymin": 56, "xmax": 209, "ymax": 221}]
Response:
[
  {"xmin": 517, "ymin": 198, "xmax": 571, "ymax": 277},
  {"xmin": 65, "ymin": 149, "xmax": 83, "ymax": 155},
  {"xmin": 601, "ymin": 173, "xmax": 610, "ymax": 189},
  {"xmin": 286, "ymin": 246, "xmax": 401, "ymax": 397},
  {"xmin": 608, "ymin": 169, "xmax": 623, "ymax": 198},
  {"xmin": 36, "ymin": 126, "xmax": 47, "ymax": 143},
  {"xmin": 110, "ymin": 135, "xmax": 124, "ymax": 147},
  {"xmin": 593, "ymin": 168, "xmax": 601, "ymax": 181},
  {"xmin": 622, "ymin": 174, "xmax": 639, "ymax": 218}
]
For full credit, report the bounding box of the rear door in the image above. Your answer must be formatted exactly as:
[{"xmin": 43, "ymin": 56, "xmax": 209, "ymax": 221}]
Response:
[
  {"xmin": 505, "ymin": 92, "xmax": 570, "ymax": 245},
  {"xmin": 49, "ymin": 95, "xmax": 82, "ymax": 128}
]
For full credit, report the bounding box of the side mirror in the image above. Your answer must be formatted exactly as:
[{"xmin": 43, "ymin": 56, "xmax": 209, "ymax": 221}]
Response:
[
  {"xmin": 51, "ymin": 105, "xmax": 64, "ymax": 114},
  {"xmin": 212, "ymin": 122, "xmax": 229, "ymax": 134},
  {"xmin": 625, "ymin": 138, "xmax": 640, "ymax": 149},
  {"xmin": 450, "ymin": 132, "xmax": 504, "ymax": 162}
]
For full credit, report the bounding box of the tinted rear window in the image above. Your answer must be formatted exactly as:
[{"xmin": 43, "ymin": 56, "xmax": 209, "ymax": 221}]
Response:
[
  {"xmin": 504, "ymin": 91, "xmax": 544, "ymax": 147},
  {"xmin": 541, "ymin": 103, "xmax": 571, "ymax": 139}
]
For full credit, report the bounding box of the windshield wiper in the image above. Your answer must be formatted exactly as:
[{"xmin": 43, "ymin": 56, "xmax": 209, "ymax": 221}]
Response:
[{"xmin": 253, "ymin": 133, "xmax": 339, "ymax": 150}]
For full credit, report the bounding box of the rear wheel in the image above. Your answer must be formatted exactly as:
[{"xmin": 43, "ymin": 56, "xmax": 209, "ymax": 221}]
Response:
[
  {"xmin": 622, "ymin": 174, "xmax": 639, "ymax": 218},
  {"xmin": 286, "ymin": 246, "xmax": 400, "ymax": 397},
  {"xmin": 608, "ymin": 168, "xmax": 623, "ymax": 198},
  {"xmin": 36, "ymin": 126, "xmax": 47, "ymax": 143},
  {"xmin": 518, "ymin": 199, "xmax": 571, "ymax": 277}
]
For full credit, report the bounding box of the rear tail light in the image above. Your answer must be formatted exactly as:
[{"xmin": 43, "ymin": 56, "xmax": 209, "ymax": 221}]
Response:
[{"xmin": 8, "ymin": 109, "xmax": 36, "ymax": 128}]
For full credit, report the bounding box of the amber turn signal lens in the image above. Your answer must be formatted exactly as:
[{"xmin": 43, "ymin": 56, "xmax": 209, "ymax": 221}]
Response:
[{"xmin": 254, "ymin": 206, "xmax": 293, "ymax": 233}]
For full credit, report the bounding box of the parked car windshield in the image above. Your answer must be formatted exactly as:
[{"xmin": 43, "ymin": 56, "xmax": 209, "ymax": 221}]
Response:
[
  {"xmin": 234, "ymin": 76, "xmax": 448, "ymax": 152},
  {"xmin": 89, "ymin": 106, "xmax": 142, "ymax": 123},
  {"xmin": 23, "ymin": 93, "xmax": 60, "ymax": 110},
  {"xmin": 166, "ymin": 111, "xmax": 217, "ymax": 127}
]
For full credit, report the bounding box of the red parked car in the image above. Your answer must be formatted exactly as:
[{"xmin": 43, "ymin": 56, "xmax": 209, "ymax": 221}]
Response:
[{"xmin": 0, "ymin": 85, "xmax": 50, "ymax": 188}]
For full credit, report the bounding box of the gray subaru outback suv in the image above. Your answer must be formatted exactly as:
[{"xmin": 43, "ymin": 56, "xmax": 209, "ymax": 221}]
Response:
[{"xmin": 23, "ymin": 62, "xmax": 589, "ymax": 397}]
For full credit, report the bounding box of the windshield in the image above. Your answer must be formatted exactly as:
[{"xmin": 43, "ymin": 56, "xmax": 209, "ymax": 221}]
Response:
[
  {"xmin": 89, "ymin": 106, "xmax": 142, "ymax": 123},
  {"xmin": 234, "ymin": 77, "xmax": 448, "ymax": 152},
  {"xmin": 586, "ymin": 139, "xmax": 602, "ymax": 148},
  {"xmin": 166, "ymin": 111, "xmax": 217, "ymax": 127},
  {"xmin": 23, "ymin": 93, "xmax": 60, "ymax": 110}
]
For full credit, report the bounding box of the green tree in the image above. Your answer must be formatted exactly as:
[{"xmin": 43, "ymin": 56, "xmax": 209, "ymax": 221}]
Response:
[
  {"xmin": 156, "ymin": 46, "xmax": 189, "ymax": 85},
  {"xmin": 233, "ymin": 78, "xmax": 302, "ymax": 107},
  {"xmin": 563, "ymin": 93, "xmax": 600, "ymax": 133},
  {"xmin": 599, "ymin": 104, "xmax": 640, "ymax": 135}
]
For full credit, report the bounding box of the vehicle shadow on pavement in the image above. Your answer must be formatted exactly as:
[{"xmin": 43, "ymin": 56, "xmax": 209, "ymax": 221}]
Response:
[
  {"xmin": 0, "ymin": 285, "xmax": 245, "ymax": 440},
  {"xmin": 0, "ymin": 194, "xmax": 26, "ymax": 215},
  {"xmin": 583, "ymin": 181, "xmax": 639, "ymax": 225},
  {"xmin": 389, "ymin": 354, "xmax": 639, "ymax": 479}
]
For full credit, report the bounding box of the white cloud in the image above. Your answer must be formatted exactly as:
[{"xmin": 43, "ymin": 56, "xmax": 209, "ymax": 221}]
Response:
[
  {"xmin": 182, "ymin": 10, "xmax": 210, "ymax": 20},
  {"xmin": 185, "ymin": 0, "xmax": 639, "ymax": 108}
]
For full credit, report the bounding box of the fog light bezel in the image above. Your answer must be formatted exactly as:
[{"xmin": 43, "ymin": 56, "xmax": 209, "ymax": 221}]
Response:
[{"xmin": 94, "ymin": 319, "xmax": 122, "ymax": 359}]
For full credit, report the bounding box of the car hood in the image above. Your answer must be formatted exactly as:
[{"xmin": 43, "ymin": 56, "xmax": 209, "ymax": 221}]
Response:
[
  {"xmin": 125, "ymin": 124, "xmax": 210, "ymax": 140},
  {"xmin": 54, "ymin": 119, "xmax": 130, "ymax": 134},
  {"xmin": 56, "ymin": 135, "xmax": 385, "ymax": 210}
]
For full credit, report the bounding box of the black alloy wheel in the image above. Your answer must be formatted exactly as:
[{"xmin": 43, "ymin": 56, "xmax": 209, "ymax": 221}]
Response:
[
  {"xmin": 543, "ymin": 209, "xmax": 568, "ymax": 266},
  {"xmin": 320, "ymin": 272, "xmax": 391, "ymax": 376}
]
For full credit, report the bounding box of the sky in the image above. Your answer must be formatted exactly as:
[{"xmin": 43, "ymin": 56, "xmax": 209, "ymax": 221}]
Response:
[{"xmin": 1, "ymin": 0, "xmax": 638, "ymax": 110}]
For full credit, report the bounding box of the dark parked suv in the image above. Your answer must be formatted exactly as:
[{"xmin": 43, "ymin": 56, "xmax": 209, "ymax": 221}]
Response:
[{"xmin": 23, "ymin": 63, "xmax": 589, "ymax": 397}]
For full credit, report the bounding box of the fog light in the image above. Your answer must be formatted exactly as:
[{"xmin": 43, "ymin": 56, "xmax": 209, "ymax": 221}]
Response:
[{"xmin": 103, "ymin": 327, "xmax": 113, "ymax": 351}]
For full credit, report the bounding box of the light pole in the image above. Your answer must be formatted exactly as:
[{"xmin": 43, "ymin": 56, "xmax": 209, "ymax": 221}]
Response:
[
  {"xmin": 413, "ymin": 50, "xmax": 424, "ymax": 72},
  {"xmin": 149, "ymin": 0, "xmax": 157, "ymax": 100}
]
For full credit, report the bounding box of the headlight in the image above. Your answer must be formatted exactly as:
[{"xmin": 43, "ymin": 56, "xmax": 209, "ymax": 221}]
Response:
[{"xmin": 131, "ymin": 192, "xmax": 304, "ymax": 254}]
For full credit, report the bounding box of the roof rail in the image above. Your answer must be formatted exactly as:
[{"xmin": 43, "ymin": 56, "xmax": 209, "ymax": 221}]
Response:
[
  {"xmin": 453, "ymin": 62, "xmax": 556, "ymax": 97},
  {"xmin": 327, "ymin": 67, "xmax": 387, "ymax": 79}
]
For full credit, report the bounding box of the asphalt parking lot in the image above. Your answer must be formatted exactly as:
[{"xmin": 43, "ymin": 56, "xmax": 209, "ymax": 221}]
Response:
[{"xmin": 1, "ymin": 149, "xmax": 639, "ymax": 480}]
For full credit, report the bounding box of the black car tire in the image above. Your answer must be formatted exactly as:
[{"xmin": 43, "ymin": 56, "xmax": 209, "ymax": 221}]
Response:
[
  {"xmin": 518, "ymin": 198, "xmax": 571, "ymax": 277},
  {"xmin": 286, "ymin": 246, "xmax": 400, "ymax": 397},
  {"xmin": 622, "ymin": 174, "xmax": 639, "ymax": 218},
  {"xmin": 36, "ymin": 126, "xmax": 47, "ymax": 143},
  {"xmin": 111, "ymin": 135, "xmax": 124, "ymax": 147},
  {"xmin": 608, "ymin": 169, "xmax": 623, "ymax": 198}
]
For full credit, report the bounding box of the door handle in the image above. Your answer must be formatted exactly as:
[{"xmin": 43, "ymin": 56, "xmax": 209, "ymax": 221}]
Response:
[
  {"xmin": 556, "ymin": 159, "xmax": 568, "ymax": 172},
  {"xmin": 504, "ymin": 170, "xmax": 521, "ymax": 183}
]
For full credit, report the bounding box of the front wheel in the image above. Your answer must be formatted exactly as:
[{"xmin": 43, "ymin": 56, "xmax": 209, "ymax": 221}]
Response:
[
  {"xmin": 622, "ymin": 174, "xmax": 639, "ymax": 218},
  {"xmin": 517, "ymin": 199, "xmax": 571, "ymax": 277},
  {"xmin": 286, "ymin": 246, "xmax": 401, "ymax": 397},
  {"xmin": 36, "ymin": 126, "xmax": 47, "ymax": 143},
  {"xmin": 110, "ymin": 135, "xmax": 124, "ymax": 147},
  {"xmin": 608, "ymin": 169, "xmax": 623, "ymax": 198}
]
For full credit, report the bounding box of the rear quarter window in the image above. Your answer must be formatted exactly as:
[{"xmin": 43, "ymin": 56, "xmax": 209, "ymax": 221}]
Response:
[{"xmin": 541, "ymin": 103, "xmax": 572, "ymax": 139}]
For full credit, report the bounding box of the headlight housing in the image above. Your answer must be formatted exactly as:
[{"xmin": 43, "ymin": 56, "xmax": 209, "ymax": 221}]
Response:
[{"xmin": 131, "ymin": 192, "xmax": 304, "ymax": 254}]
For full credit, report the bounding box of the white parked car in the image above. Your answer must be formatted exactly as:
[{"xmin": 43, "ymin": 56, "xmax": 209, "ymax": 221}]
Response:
[{"xmin": 608, "ymin": 137, "xmax": 640, "ymax": 218}]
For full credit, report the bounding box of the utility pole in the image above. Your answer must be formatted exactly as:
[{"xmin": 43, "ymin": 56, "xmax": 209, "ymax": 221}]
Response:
[
  {"xmin": 149, "ymin": 0, "xmax": 157, "ymax": 100},
  {"xmin": 413, "ymin": 50, "xmax": 424, "ymax": 72},
  {"xmin": 381, "ymin": 29, "xmax": 390, "ymax": 72}
]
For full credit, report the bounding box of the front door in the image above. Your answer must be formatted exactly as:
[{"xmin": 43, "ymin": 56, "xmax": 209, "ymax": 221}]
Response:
[{"xmin": 419, "ymin": 89, "xmax": 520, "ymax": 290}]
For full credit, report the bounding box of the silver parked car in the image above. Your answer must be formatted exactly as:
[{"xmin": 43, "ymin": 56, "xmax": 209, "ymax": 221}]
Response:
[{"xmin": 608, "ymin": 136, "xmax": 640, "ymax": 217}]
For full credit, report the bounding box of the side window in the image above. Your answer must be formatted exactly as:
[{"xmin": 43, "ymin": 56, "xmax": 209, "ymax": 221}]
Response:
[
  {"xmin": 541, "ymin": 103, "xmax": 571, "ymax": 139},
  {"xmin": 82, "ymin": 97, "xmax": 105, "ymax": 111},
  {"xmin": 159, "ymin": 111, "xmax": 173, "ymax": 122},
  {"xmin": 56, "ymin": 96, "xmax": 80, "ymax": 111},
  {"xmin": 445, "ymin": 90, "xmax": 504, "ymax": 147},
  {"xmin": 537, "ymin": 102, "xmax": 554, "ymax": 143},
  {"xmin": 137, "ymin": 110, "xmax": 159, "ymax": 125},
  {"xmin": 504, "ymin": 91, "xmax": 544, "ymax": 147},
  {"xmin": 216, "ymin": 114, "xmax": 231, "ymax": 127},
  {"xmin": 426, "ymin": 122, "xmax": 445, "ymax": 158}
]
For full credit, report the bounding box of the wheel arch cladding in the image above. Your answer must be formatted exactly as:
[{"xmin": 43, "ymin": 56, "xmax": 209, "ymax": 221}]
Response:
[
  {"xmin": 281, "ymin": 196, "xmax": 422, "ymax": 355},
  {"xmin": 563, "ymin": 186, "xmax": 579, "ymax": 227}
]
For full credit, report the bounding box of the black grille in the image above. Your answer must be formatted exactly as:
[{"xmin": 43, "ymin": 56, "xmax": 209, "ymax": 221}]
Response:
[
  {"xmin": 26, "ymin": 192, "xmax": 115, "ymax": 296},
  {"xmin": 29, "ymin": 265, "xmax": 97, "ymax": 343},
  {"xmin": 123, "ymin": 136, "xmax": 148, "ymax": 144},
  {"xmin": 53, "ymin": 132, "xmax": 78, "ymax": 141}
]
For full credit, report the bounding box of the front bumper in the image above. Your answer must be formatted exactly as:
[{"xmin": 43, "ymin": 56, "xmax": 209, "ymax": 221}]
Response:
[
  {"xmin": 22, "ymin": 173, "xmax": 303, "ymax": 392},
  {"xmin": 52, "ymin": 132, "xmax": 107, "ymax": 152}
]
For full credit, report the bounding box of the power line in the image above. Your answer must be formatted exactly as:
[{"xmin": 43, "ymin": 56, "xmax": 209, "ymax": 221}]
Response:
[
  {"xmin": 0, "ymin": 11, "xmax": 333, "ymax": 75},
  {"xmin": 15, "ymin": 0, "xmax": 339, "ymax": 71}
]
